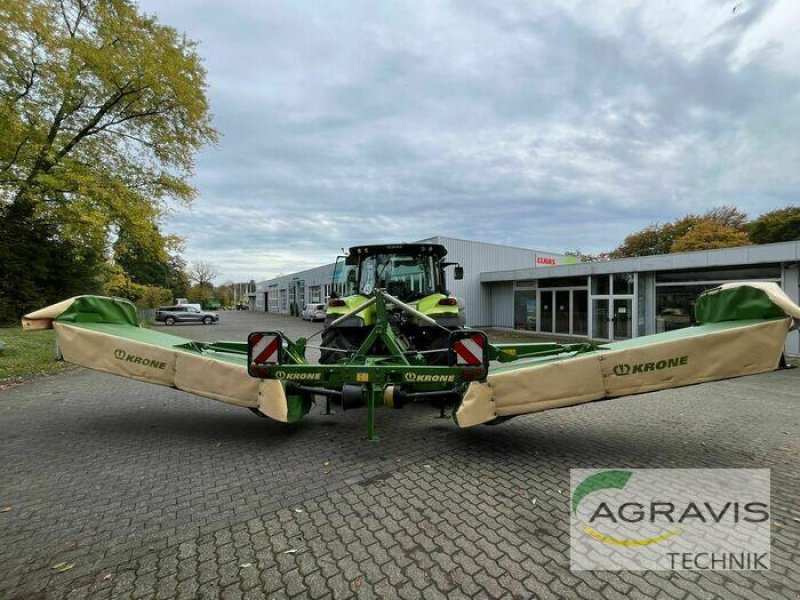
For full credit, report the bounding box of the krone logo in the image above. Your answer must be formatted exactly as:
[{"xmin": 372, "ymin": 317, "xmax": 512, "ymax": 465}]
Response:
[
  {"xmin": 613, "ymin": 363, "xmax": 631, "ymax": 376},
  {"xmin": 404, "ymin": 373, "xmax": 455, "ymax": 383},
  {"xmin": 274, "ymin": 370, "xmax": 286, "ymax": 379},
  {"xmin": 613, "ymin": 356, "xmax": 689, "ymax": 376},
  {"xmin": 113, "ymin": 349, "xmax": 167, "ymax": 370},
  {"xmin": 281, "ymin": 372, "xmax": 323, "ymax": 381}
]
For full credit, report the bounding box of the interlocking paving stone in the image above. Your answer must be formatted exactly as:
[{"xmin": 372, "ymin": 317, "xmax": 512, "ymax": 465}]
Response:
[{"xmin": 1, "ymin": 312, "xmax": 799, "ymax": 599}]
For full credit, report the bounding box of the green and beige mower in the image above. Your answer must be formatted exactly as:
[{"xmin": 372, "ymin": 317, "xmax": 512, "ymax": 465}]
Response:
[{"xmin": 23, "ymin": 243, "xmax": 800, "ymax": 441}]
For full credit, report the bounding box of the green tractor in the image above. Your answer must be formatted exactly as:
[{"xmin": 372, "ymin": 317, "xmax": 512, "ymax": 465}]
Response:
[{"xmin": 320, "ymin": 243, "xmax": 465, "ymax": 365}]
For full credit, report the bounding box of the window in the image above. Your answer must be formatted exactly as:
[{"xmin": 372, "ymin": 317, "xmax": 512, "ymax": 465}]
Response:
[
  {"xmin": 538, "ymin": 276, "xmax": 588, "ymax": 288},
  {"xmin": 359, "ymin": 254, "xmax": 438, "ymax": 297},
  {"xmin": 514, "ymin": 290, "xmax": 537, "ymax": 330},
  {"xmin": 332, "ymin": 257, "xmax": 356, "ymax": 296},
  {"xmin": 592, "ymin": 275, "xmax": 610, "ymax": 295},
  {"xmin": 655, "ymin": 285, "xmax": 714, "ymax": 332},
  {"xmin": 613, "ymin": 273, "xmax": 634, "ymax": 295},
  {"xmin": 655, "ymin": 265, "xmax": 781, "ymax": 283},
  {"xmin": 573, "ymin": 290, "xmax": 588, "ymax": 336},
  {"xmin": 279, "ymin": 289, "xmax": 287, "ymax": 312},
  {"xmin": 653, "ymin": 265, "xmax": 781, "ymax": 333}
]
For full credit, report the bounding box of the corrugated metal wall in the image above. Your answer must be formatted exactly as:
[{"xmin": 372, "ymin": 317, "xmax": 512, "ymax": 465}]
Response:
[
  {"xmin": 489, "ymin": 282, "xmax": 514, "ymax": 328},
  {"xmin": 255, "ymin": 237, "xmax": 551, "ymax": 323},
  {"xmin": 255, "ymin": 263, "xmax": 335, "ymax": 313},
  {"xmin": 424, "ymin": 236, "xmax": 541, "ymax": 326}
]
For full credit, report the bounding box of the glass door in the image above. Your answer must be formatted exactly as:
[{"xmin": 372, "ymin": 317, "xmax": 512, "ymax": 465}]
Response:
[
  {"xmin": 573, "ymin": 290, "xmax": 588, "ymax": 336},
  {"xmin": 590, "ymin": 274, "xmax": 636, "ymax": 341},
  {"xmin": 612, "ymin": 298, "xmax": 633, "ymax": 340},
  {"xmin": 540, "ymin": 290, "xmax": 554, "ymax": 333},
  {"xmin": 555, "ymin": 290, "xmax": 571, "ymax": 334},
  {"xmin": 592, "ymin": 298, "xmax": 610, "ymax": 340}
]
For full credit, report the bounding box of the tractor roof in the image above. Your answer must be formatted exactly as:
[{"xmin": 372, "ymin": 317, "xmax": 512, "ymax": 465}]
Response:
[{"xmin": 348, "ymin": 243, "xmax": 448, "ymax": 259}]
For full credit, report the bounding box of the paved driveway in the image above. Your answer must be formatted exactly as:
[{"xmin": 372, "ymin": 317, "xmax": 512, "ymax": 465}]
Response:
[{"xmin": 1, "ymin": 312, "xmax": 798, "ymax": 599}]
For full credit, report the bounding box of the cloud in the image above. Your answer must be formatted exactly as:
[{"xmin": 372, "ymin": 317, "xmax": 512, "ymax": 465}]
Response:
[{"xmin": 139, "ymin": 0, "xmax": 800, "ymax": 282}]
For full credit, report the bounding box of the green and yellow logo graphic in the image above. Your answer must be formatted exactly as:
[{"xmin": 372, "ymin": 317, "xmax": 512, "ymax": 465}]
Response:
[{"xmin": 572, "ymin": 470, "xmax": 682, "ymax": 547}]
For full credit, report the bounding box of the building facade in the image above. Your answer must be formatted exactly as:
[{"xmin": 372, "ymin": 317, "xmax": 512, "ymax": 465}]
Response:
[
  {"xmin": 252, "ymin": 236, "xmax": 569, "ymax": 325},
  {"xmin": 482, "ymin": 240, "xmax": 800, "ymax": 355},
  {"xmin": 252, "ymin": 238, "xmax": 800, "ymax": 355}
]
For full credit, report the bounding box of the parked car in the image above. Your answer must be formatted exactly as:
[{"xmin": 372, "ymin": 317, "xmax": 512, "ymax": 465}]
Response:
[
  {"xmin": 156, "ymin": 306, "xmax": 219, "ymax": 325},
  {"xmin": 301, "ymin": 303, "xmax": 327, "ymax": 321},
  {"xmin": 176, "ymin": 302, "xmax": 202, "ymax": 312}
]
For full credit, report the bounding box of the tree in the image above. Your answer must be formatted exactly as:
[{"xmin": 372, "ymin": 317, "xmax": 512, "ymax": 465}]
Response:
[
  {"xmin": 0, "ymin": 201, "xmax": 102, "ymax": 322},
  {"xmin": 215, "ymin": 282, "xmax": 234, "ymax": 307},
  {"xmin": 188, "ymin": 260, "xmax": 220, "ymax": 287},
  {"xmin": 563, "ymin": 249, "xmax": 609, "ymax": 263},
  {"xmin": 113, "ymin": 223, "xmax": 188, "ymax": 300},
  {"xmin": 671, "ymin": 220, "xmax": 751, "ymax": 252},
  {"xmin": 610, "ymin": 216, "xmax": 697, "ymax": 258},
  {"xmin": 748, "ymin": 206, "xmax": 800, "ymax": 244},
  {"xmin": 610, "ymin": 206, "xmax": 751, "ymax": 258},
  {"xmin": 113, "ymin": 223, "xmax": 172, "ymax": 287},
  {"xmin": 702, "ymin": 205, "xmax": 748, "ymax": 231},
  {"xmin": 166, "ymin": 254, "xmax": 191, "ymax": 299},
  {"xmin": 0, "ymin": 0, "xmax": 216, "ymax": 318}
]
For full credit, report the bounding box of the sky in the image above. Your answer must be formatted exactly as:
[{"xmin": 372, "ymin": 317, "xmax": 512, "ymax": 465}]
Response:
[{"xmin": 138, "ymin": 0, "xmax": 800, "ymax": 283}]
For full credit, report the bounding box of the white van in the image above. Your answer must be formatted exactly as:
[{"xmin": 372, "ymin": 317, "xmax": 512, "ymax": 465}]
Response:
[{"xmin": 301, "ymin": 303, "xmax": 327, "ymax": 321}]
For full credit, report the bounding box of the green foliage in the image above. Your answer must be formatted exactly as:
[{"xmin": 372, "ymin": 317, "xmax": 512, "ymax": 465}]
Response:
[
  {"xmin": 113, "ymin": 223, "xmax": 170, "ymax": 287},
  {"xmin": 0, "ymin": 200, "xmax": 103, "ymax": 324},
  {"xmin": 113, "ymin": 222, "xmax": 189, "ymax": 301},
  {"xmin": 214, "ymin": 283, "xmax": 234, "ymax": 307},
  {"xmin": 187, "ymin": 282, "xmax": 214, "ymax": 304},
  {"xmin": 748, "ymin": 206, "xmax": 800, "ymax": 244},
  {"xmin": 102, "ymin": 263, "xmax": 171, "ymax": 308},
  {"xmin": 136, "ymin": 285, "xmax": 172, "ymax": 309},
  {"xmin": 0, "ymin": 0, "xmax": 216, "ymax": 319}
]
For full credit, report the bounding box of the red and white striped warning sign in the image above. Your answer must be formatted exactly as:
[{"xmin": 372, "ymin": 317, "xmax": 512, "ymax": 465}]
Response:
[
  {"xmin": 452, "ymin": 333, "xmax": 485, "ymax": 366},
  {"xmin": 250, "ymin": 333, "xmax": 280, "ymax": 365}
]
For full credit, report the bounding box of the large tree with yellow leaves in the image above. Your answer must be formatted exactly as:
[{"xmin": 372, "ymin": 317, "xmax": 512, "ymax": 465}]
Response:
[{"xmin": 0, "ymin": 0, "xmax": 217, "ymax": 321}]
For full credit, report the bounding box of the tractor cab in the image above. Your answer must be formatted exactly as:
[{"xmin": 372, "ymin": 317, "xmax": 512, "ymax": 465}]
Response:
[
  {"xmin": 331, "ymin": 244, "xmax": 461, "ymax": 302},
  {"xmin": 322, "ymin": 244, "xmax": 464, "ymax": 364}
]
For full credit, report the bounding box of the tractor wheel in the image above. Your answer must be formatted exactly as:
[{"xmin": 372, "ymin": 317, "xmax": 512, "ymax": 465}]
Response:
[
  {"xmin": 165, "ymin": 317, "xmax": 176, "ymax": 326},
  {"xmin": 320, "ymin": 328, "xmax": 356, "ymax": 364}
]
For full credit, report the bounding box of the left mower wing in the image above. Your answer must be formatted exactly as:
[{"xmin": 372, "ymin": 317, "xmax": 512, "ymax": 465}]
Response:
[{"xmin": 22, "ymin": 296, "xmax": 305, "ymax": 423}]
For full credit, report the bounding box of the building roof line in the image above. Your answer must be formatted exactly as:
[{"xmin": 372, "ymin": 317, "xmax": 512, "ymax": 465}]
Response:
[
  {"xmin": 481, "ymin": 240, "xmax": 800, "ymax": 282},
  {"xmin": 416, "ymin": 234, "xmax": 559, "ymax": 255}
]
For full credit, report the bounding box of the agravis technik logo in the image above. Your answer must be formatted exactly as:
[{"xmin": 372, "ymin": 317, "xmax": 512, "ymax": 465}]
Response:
[{"xmin": 570, "ymin": 469, "xmax": 770, "ymax": 571}]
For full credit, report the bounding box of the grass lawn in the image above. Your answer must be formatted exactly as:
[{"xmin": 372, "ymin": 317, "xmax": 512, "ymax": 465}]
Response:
[{"xmin": 0, "ymin": 327, "xmax": 72, "ymax": 381}]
